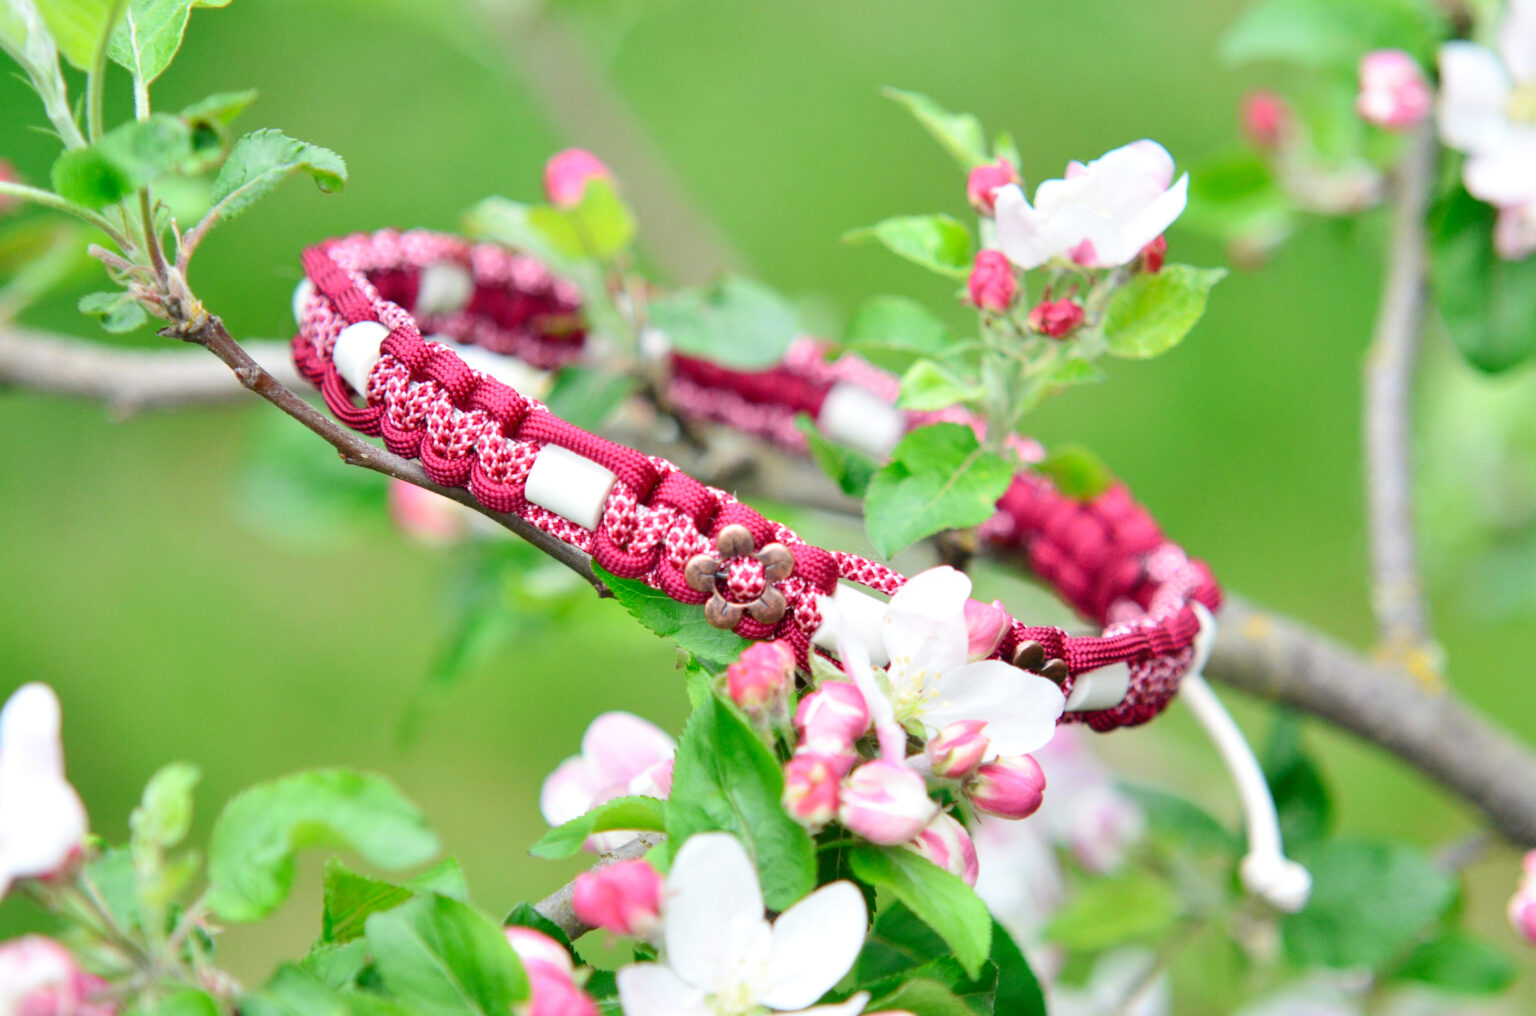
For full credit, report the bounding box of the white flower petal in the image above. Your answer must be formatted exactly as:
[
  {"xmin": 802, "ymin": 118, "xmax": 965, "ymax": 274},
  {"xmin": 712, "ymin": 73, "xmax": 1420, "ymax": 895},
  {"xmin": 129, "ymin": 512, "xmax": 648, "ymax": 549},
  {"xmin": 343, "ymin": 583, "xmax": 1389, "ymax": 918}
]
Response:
[
  {"xmin": 995, "ymin": 184, "xmax": 1057, "ymax": 269},
  {"xmin": 581, "ymin": 712, "xmax": 676, "ymax": 788},
  {"xmin": 1437, "ymin": 42, "xmax": 1514, "ymax": 153},
  {"xmin": 664, "ymin": 833, "xmax": 767, "ymax": 991},
  {"xmin": 1121, "ymin": 173, "xmax": 1189, "ymax": 257},
  {"xmin": 538, "ymin": 756, "xmax": 606, "ymax": 827},
  {"xmin": 1501, "ymin": 0, "xmax": 1536, "ymax": 84},
  {"xmin": 835, "ymin": 618, "xmax": 897, "ymax": 736},
  {"xmin": 616, "ymin": 963, "xmax": 711, "ymax": 1016},
  {"xmin": 882, "ymin": 567, "xmax": 971, "ymax": 674},
  {"xmin": 761, "ymin": 881, "xmax": 868, "ymax": 1010},
  {"xmin": 0, "ymin": 684, "xmax": 65, "ymax": 778},
  {"xmin": 1464, "ymin": 135, "xmax": 1536, "ymax": 205},
  {"xmin": 925, "ymin": 662, "xmax": 1065, "ymax": 756},
  {"xmin": 794, "ymin": 992, "xmax": 872, "ymax": 1016}
]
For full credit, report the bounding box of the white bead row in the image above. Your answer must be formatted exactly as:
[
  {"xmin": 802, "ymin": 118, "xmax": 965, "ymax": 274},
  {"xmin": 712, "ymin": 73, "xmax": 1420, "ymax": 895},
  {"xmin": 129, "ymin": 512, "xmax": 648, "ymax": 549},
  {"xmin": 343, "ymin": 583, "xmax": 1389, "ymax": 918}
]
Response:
[
  {"xmin": 332, "ymin": 321, "xmax": 390, "ymax": 396},
  {"xmin": 430, "ymin": 337, "xmax": 552, "ymax": 400},
  {"xmin": 1063, "ymin": 661, "xmax": 1131, "ymax": 712},
  {"xmin": 524, "ymin": 445, "xmax": 617, "ymax": 531},
  {"xmin": 816, "ymin": 383, "xmax": 905, "ymax": 460},
  {"xmin": 415, "ymin": 262, "xmax": 475, "ymax": 317}
]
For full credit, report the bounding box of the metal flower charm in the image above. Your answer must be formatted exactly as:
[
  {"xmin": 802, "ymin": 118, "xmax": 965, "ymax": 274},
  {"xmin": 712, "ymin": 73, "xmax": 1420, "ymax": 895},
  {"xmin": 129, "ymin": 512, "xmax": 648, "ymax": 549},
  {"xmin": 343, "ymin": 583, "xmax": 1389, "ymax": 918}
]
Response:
[{"xmin": 684, "ymin": 524, "xmax": 794, "ymax": 629}]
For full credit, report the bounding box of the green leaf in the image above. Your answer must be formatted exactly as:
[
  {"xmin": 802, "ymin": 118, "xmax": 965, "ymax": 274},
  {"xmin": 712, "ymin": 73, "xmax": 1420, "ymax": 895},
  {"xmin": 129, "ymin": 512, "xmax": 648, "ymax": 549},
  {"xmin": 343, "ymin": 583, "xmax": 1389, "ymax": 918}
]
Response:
[
  {"xmin": 795, "ymin": 414, "xmax": 880, "ymax": 498},
  {"xmin": 1219, "ymin": 0, "xmax": 1447, "ymax": 71},
  {"xmin": 131, "ymin": 761, "xmax": 199, "ymax": 854},
  {"xmin": 1263, "ymin": 710, "xmax": 1333, "ymax": 850},
  {"xmin": 855, "ymin": 901, "xmax": 949, "ymax": 984},
  {"xmin": 849, "ymin": 845, "xmax": 992, "ymax": 979},
  {"xmin": 1284, "ymin": 839, "xmax": 1457, "ymax": 970},
  {"xmin": 36, "ymin": 0, "xmax": 120, "ymax": 69},
  {"xmin": 883, "ymin": 88, "xmax": 989, "ymax": 169},
  {"xmin": 1182, "ymin": 149, "xmax": 1293, "ymax": 245},
  {"xmin": 78, "ymin": 290, "xmax": 149, "ymax": 333},
  {"xmin": 324, "ymin": 859, "xmax": 474, "ymax": 945},
  {"xmin": 462, "ymin": 197, "xmax": 579, "ymax": 274},
  {"xmin": 178, "ymin": 88, "xmax": 256, "ymax": 127},
  {"xmin": 867, "ymin": 980, "xmax": 973, "ymax": 1016},
  {"xmin": 108, "ymin": 0, "xmax": 229, "ymax": 86},
  {"xmin": 864, "ymin": 423, "xmax": 1013, "ymax": 558},
  {"xmin": 1430, "ymin": 184, "xmax": 1536, "ymax": 373},
  {"xmin": 1042, "ymin": 870, "xmax": 1181, "ymax": 951},
  {"xmin": 843, "ymin": 294, "xmax": 954, "ymax": 372},
  {"xmin": 1119, "ymin": 783, "xmax": 1240, "ymax": 855},
  {"xmin": 365, "ymin": 893, "xmax": 528, "ymax": 1016},
  {"xmin": 529, "ymin": 795, "xmax": 668, "ymax": 860},
  {"xmin": 207, "ymin": 769, "xmax": 440, "ymax": 922},
  {"xmin": 504, "ymin": 902, "xmax": 574, "ymax": 949},
  {"xmin": 242, "ymin": 964, "xmax": 412, "ymax": 1016},
  {"xmin": 525, "ymin": 177, "xmax": 636, "ymax": 262},
  {"xmin": 301, "ymin": 940, "xmax": 373, "ymax": 992},
  {"xmin": 593, "ymin": 563, "xmax": 751, "ymax": 667},
  {"xmin": 1102, "ymin": 264, "xmax": 1226, "ymax": 360},
  {"xmin": 1394, "ymin": 929, "xmax": 1516, "ymax": 995},
  {"xmin": 543, "ymin": 366, "xmax": 638, "ymax": 430},
  {"xmin": 203, "ymin": 128, "xmax": 346, "ymax": 226},
  {"xmin": 988, "ymin": 919, "xmax": 1046, "ymax": 1016},
  {"xmin": 0, "ymin": 0, "xmax": 62, "ymax": 80},
  {"xmin": 668, "ymin": 695, "xmax": 817, "ymax": 911},
  {"xmin": 648, "ymin": 275, "xmax": 800, "ymax": 370},
  {"xmin": 129, "ymin": 989, "xmax": 221, "ymax": 1016},
  {"xmin": 897, "ymin": 359, "xmax": 983, "ymax": 412},
  {"xmin": 1034, "ymin": 444, "xmax": 1115, "ymax": 502},
  {"xmin": 52, "ymin": 113, "xmax": 194, "ymax": 208},
  {"xmin": 847, "ymin": 214, "xmax": 974, "ymax": 278}
]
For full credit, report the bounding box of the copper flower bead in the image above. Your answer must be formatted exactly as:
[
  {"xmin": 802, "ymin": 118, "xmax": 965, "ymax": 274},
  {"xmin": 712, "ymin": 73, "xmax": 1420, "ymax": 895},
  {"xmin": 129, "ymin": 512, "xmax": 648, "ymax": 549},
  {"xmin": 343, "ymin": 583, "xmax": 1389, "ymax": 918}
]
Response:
[
  {"xmin": 1010, "ymin": 639, "xmax": 1069, "ymax": 686},
  {"xmin": 684, "ymin": 524, "xmax": 795, "ymax": 630}
]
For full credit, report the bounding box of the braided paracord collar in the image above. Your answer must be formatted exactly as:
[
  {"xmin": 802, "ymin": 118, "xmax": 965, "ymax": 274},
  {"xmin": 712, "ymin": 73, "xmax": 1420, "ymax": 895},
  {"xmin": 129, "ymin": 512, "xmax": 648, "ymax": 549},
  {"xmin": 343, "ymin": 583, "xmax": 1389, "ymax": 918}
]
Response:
[{"xmin": 291, "ymin": 229, "xmax": 1223, "ymax": 733}]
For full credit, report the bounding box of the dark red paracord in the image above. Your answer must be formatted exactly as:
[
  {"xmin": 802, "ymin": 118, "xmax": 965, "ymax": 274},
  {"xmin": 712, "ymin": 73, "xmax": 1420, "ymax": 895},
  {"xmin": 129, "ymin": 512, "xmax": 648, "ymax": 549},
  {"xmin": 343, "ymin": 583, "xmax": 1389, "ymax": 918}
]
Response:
[{"xmin": 292, "ymin": 229, "xmax": 1221, "ymax": 731}]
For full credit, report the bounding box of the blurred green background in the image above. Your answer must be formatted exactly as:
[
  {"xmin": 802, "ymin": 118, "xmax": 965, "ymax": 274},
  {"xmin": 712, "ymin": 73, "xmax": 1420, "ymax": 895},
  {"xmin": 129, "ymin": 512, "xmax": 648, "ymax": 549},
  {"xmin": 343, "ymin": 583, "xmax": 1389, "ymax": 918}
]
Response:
[{"xmin": 3, "ymin": 0, "xmax": 1536, "ymax": 1010}]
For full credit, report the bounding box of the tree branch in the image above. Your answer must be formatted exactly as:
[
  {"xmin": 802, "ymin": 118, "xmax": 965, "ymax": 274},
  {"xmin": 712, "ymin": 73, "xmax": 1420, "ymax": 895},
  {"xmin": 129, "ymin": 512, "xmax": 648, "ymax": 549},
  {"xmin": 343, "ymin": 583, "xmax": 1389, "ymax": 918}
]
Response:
[
  {"xmin": 6, "ymin": 325, "xmax": 1536, "ymax": 846},
  {"xmin": 1363, "ymin": 125, "xmax": 1437, "ymax": 674},
  {"xmin": 532, "ymin": 833, "xmax": 662, "ymax": 941}
]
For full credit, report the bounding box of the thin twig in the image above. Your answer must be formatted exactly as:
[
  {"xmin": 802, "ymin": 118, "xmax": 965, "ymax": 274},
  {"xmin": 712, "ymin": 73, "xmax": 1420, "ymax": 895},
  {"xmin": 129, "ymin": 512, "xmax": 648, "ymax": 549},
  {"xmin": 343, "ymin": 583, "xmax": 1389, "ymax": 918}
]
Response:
[
  {"xmin": 533, "ymin": 833, "xmax": 663, "ymax": 941},
  {"xmin": 1363, "ymin": 125, "xmax": 1438, "ymax": 678}
]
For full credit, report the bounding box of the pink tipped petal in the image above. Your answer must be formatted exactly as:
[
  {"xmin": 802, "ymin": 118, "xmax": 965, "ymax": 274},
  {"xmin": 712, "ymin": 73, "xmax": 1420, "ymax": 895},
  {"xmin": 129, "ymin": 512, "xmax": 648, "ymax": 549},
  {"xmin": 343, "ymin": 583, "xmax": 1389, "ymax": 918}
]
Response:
[
  {"xmin": 922, "ymin": 663, "xmax": 1064, "ymax": 757},
  {"xmin": 664, "ymin": 833, "xmax": 767, "ymax": 991},
  {"xmin": 539, "ymin": 756, "xmax": 605, "ymax": 828},
  {"xmin": 505, "ymin": 927, "xmax": 574, "ymax": 977},
  {"xmin": 761, "ymin": 881, "xmax": 868, "ymax": 1009},
  {"xmin": 615, "ymin": 963, "xmax": 711, "ymax": 1016},
  {"xmin": 1438, "ymin": 42, "xmax": 1514, "ymax": 153},
  {"xmin": 581, "ymin": 712, "xmax": 676, "ymax": 789}
]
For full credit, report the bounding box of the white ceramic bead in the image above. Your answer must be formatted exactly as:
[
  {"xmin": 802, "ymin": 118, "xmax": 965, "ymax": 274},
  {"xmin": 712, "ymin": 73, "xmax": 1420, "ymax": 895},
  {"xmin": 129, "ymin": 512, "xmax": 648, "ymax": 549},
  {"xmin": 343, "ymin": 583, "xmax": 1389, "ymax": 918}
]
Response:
[
  {"xmin": 332, "ymin": 321, "xmax": 391, "ymax": 396},
  {"xmin": 817, "ymin": 383, "xmax": 905, "ymax": 460},
  {"xmin": 416, "ymin": 262, "xmax": 475, "ymax": 317},
  {"xmin": 811, "ymin": 583, "xmax": 891, "ymax": 667},
  {"xmin": 292, "ymin": 278, "xmax": 315, "ymax": 326},
  {"xmin": 1064, "ymin": 661, "xmax": 1131, "ymax": 712},
  {"xmin": 525, "ymin": 445, "xmax": 617, "ymax": 530},
  {"xmin": 430, "ymin": 337, "xmax": 552, "ymax": 399}
]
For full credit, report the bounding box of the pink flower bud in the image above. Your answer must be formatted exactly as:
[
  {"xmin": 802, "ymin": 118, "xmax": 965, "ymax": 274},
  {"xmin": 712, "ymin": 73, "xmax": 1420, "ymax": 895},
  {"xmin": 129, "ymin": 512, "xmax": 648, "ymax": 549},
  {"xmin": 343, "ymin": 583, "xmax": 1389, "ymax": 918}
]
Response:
[
  {"xmin": 1027, "ymin": 297, "xmax": 1084, "ymax": 339},
  {"xmin": 969, "ymin": 754, "xmax": 1046, "ymax": 820},
  {"xmin": 0, "ymin": 161, "xmax": 20, "ymax": 216},
  {"xmin": 1356, "ymin": 50, "xmax": 1431, "ymax": 131},
  {"xmin": 725, "ymin": 640, "xmax": 796, "ymax": 715},
  {"xmin": 903, "ymin": 812, "xmax": 980, "ymax": 887},
  {"xmin": 571, "ymin": 859, "xmax": 663, "ymax": 939},
  {"xmin": 525, "ymin": 966, "xmax": 600, "ymax": 1016},
  {"xmin": 967, "ymin": 158, "xmax": 1022, "ymax": 215},
  {"xmin": 839, "ymin": 760, "xmax": 940, "ymax": 846},
  {"xmin": 926, "ymin": 720, "xmax": 991, "ymax": 780},
  {"xmin": 388, "ymin": 479, "xmax": 469, "ymax": 545},
  {"xmin": 794, "ymin": 681, "xmax": 870, "ymax": 752},
  {"xmin": 782, "ymin": 751, "xmax": 849, "ymax": 831},
  {"xmin": 505, "ymin": 927, "xmax": 573, "ymax": 977},
  {"xmin": 962, "ymin": 599, "xmax": 1008, "ymax": 661},
  {"xmin": 1241, "ymin": 91, "xmax": 1292, "ymax": 150},
  {"xmin": 1510, "ymin": 889, "xmax": 1536, "ymax": 945},
  {"xmin": 0, "ymin": 936, "xmax": 113, "ymax": 1016},
  {"xmin": 968, "ymin": 249, "xmax": 1017, "ymax": 312},
  {"xmin": 543, "ymin": 149, "xmax": 612, "ymax": 207},
  {"xmin": 1139, "ymin": 235, "xmax": 1167, "ymax": 274}
]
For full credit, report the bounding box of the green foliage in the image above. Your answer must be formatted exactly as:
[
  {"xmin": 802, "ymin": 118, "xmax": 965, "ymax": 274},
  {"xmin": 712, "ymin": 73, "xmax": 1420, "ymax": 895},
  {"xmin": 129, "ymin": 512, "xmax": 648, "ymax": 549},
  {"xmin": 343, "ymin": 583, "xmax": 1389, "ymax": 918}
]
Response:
[
  {"xmin": 1182, "ymin": 149, "xmax": 1293, "ymax": 247},
  {"xmin": 364, "ymin": 894, "xmax": 528, "ymax": 1015},
  {"xmin": 322, "ymin": 858, "xmax": 470, "ymax": 945},
  {"xmin": 843, "ymin": 294, "xmax": 955, "ymax": 373},
  {"xmin": 1430, "ymin": 185, "xmax": 1536, "ymax": 373},
  {"xmin": 109, "ymin": 0, "xmax": 231, "ymax": 86},
  {"xmin": 1043, "ymin": 870, "xmax": 1181, "ymax": 952},
  {"xmin": 883, "ymin": 87, "xmax": 989, "ymax": 170},
  {"xmin": 36, "ymin": 0, "xmax": 120, "ymax": 69},
  {"xmin": 897, "ymin": 359, "xmax": 982, "ymax": 412},
  {"xmin": 866, "ymin": 980, "xmax": 973, "ymax": 1016},
  {"xmin": 528, "ymin": 795, "xmax": 668, "ymax": 860},
  {"xmin": 864, "ymin": 423, "xmax": 1013, "ymax": 558},
  {"xmin": 593, "ymin": 563, "xmax": 750, "ymax": 667},
  {"xmin": 128, "ymin": 761, "xmax": 200, "ymax": 908},
  {"xmin": 1034, "ymin": 444, "xmax": 1115, "ymax": 502},
  {"xmin": 1120, "ymin": 783, "xmax": 1241, "ymax": 855},
  {"xmin": 526, "ymin": 177, "xmax": 636, "ymax": 261},
  {"xmin": 1263, "ymin": 710, "xmax": 1333, "ymax": 850},
  {"xmin": 242, "ymin": 964, "xmax": 412, "ymax": 1016},
  {"xmin": 846, "ymin": 214, "xmax": 974, "ymax": 278},
  {"xmin": 854, "ymin": 904, "xmax": 1044, "ymax": 1016},
  {"xmin": 207, "ymin": 769, "xmax": 441, "ymax": 922},
  {"xmin": 1283, "ymin": 839, "xmax": 1457, "ymax": 969},
  {"xmin": 1219, "ymin": 0, "xmax": 1448, "ymax": 71},
  {"xmin": 667, "ymin": 694, "xmax": 817, "ymax": 910},
  {"xmin": 52, "ymin": 113, "xmax": 196, "ymax": 208},
  {"xmin": 849, "ymin": 845, "xmax": 993, "ymax": 979},
  {"xmin": 204, "ymin": 128, "xmax": 346, "ymax": 225},
  {"xmin": 128, "ymin": 989, "xmax": 222, "ymax": 1016},
  {"xmin": 1102, "ymin": 265, "xmax": 1226, "ymax": 360},
  {"xmin": 796, "ymin": 414, "xmax": 880, "ymax": 498},
  {"xmin": 1393, "ymin": 929, "xmax": 1516, "ymax": 995},
  {"xmin": 543, "ymin": 366, "xmax": 638, "ymax": 430},
  {"xmin": 79, "ymin": 289, "xmax": 149, "ymax": 332},
  {"xmin": 648, "ymin": 274, "xmax": 800, "ymax": 369}
]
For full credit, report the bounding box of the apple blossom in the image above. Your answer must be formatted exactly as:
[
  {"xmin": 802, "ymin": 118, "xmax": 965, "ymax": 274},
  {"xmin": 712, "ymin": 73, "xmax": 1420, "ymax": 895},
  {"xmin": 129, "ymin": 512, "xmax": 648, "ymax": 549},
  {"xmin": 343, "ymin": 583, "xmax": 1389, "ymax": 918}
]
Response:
[
  {"xmin": 783, "ymin": 751, "xmax": 853, "ymax": 832},
  {"xmin": 0, "ymin": 936, "xmax": 112, "ymax": 1016},
  {"xmin": 969, "ymin": 754, "xmax": 1047, "ymax": 820},
  {"xmin": 725, "ymin": 640, "xmax": 796, "ymax": 717},
  {"xmin": 1509, "ymin": 888, "xmax": 1536, "ymax": 944},
  {"xmin": 1356, "ymin": 50, "xmax": 1432, "ymax": 130},
  {"xmin": 1027, "ymin": 296, "xmax": 1085, "ymax": 339},
  {"xmin": 616, "ymin": 832, "xmax": 871, "ymax": 1016},
  {"xmin": 838, "ymin": 760, "xmax": 939, "ymax": 846},
  {"xmin": 572, "ymin": 858, "xmax": 665, "ymax": 939},
  {"xmin": 966, "ymin": 250, "xmax": 1017, "ymax": 312},
  {"xmin": 507, "ymin": 927, "xmax": 599, "ymax": 1016},
  {"xmin": 993, "ymin": 140, "xmax": 1189, "ymax": 269},
  {"xmin": 1241, "ymin": 91, "xmax": 1292, "ymax": 150},
  {"xmin": 961, "ymin": 599, "xmax": 1008, "ymax": 661},
  {"xmin": 967, "ymin": 157, "xmax": 1021, "ymax": 215},
  {"xmin": 902, "ymin": 812, "xmax": 979, "ymax": 886},
  {"xmin": 926, "ymin": 720, "xmax": 990, "ymax": 780},
  {"xmin": 541, "ymin": 711, "xmax": 676, "ymax": 852},
  {"xmin": 794, "ymin": 682, "xmax": 870, "ymax": 754},
  {"xmin": 544, "ymin": 148, "xmax": 612, "ymax": 207},
  {"xmin": 0, "ymin": 684, "xmax": 87, "ymax": 895},
  {"xmin": 506, "ymin": 927, "xmax": 575, "ymax": 977}
]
